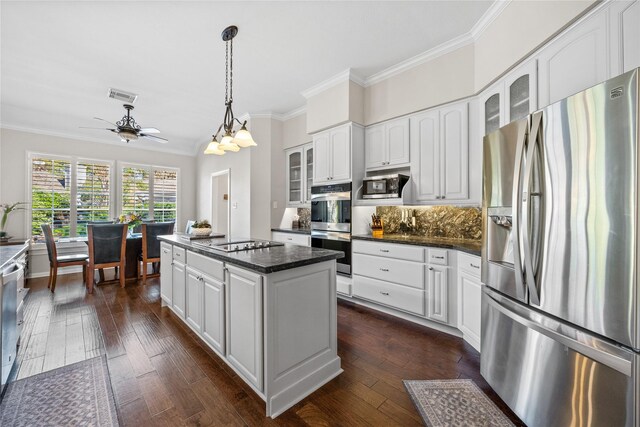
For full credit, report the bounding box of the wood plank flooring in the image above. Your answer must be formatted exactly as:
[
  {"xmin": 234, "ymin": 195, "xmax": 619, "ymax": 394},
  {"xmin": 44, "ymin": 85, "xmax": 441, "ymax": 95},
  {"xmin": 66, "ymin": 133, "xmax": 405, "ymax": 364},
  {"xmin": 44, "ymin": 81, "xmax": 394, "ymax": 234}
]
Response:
[{"xmin": 14, "ymin": 272, "xmax": 524, "ymax": 426}]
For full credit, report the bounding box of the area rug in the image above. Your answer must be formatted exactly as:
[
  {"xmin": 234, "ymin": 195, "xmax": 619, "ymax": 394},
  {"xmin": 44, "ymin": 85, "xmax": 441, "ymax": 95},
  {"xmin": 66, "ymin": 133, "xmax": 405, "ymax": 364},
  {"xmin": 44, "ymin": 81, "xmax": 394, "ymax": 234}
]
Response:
[
  {"xmin": 403, "ymin": 379, "xmax": 514, "ymax": 427},
  {"xmin": 0, "ymin": 355, "xmax": 119, "ymax": 427}
]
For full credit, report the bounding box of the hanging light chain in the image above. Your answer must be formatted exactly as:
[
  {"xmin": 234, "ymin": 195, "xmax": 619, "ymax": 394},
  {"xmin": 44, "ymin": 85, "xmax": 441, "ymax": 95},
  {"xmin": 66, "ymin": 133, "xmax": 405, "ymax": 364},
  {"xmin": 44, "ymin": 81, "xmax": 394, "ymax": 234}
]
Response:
[
  {"xmin": 224, "ymin": 39, "xmax": 229, "ymax": 105},
  {"xmin": 229, "ymin": 37, "xmax": 233, "ymax": 103}
]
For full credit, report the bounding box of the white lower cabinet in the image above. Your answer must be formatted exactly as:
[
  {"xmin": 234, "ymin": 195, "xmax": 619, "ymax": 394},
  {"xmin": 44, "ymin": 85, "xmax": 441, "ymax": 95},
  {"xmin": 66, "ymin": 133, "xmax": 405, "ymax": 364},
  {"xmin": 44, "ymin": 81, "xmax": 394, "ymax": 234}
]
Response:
[
  {"xmin": 160, "ymin": 242, "xmax": 172, "ymax": 305},
  {"xmin": 226, "ymin": 265, "xmax": 263, "ymax": 391},
  {"xmin": 458, "ymin": 271, "xmax": 482, "ymax": 351},
  {"xmin": 353, "ymin": 275, "xmax": 425, "ymax": 316},
  {"xmin": 172, "ymin": 260, "xmax": 186, "ymax": 319},
  {"xmin": 427, "ymin": 265, "xmax": 448, "ymax": 323},
  {"xmin": 186, "ymin": 267, "xmax": 204, "ymax": 333},
  {"xmin": 271, "ymin": 231, "xmax": 310, "ymax": 246},
  {"xmin": 202, "ymin": 274, "xmax": 225, "ymax": 355}
]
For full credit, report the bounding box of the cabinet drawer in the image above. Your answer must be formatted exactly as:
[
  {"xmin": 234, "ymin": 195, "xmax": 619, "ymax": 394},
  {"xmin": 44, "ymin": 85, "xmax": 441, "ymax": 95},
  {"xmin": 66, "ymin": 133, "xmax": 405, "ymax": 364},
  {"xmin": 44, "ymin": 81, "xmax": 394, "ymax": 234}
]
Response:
[
  {"xmin": 353, "ymin": 275, "xmax": 425, "ymax": 316},
  {"xmin": 352, "ymin": 240, "xmax": 425, "ymax": 262},
  {"xmin": 458, "ymin": 252, "xmax": 481, "ymax": 279},
  {"xmin": 353, "ymin": 253, "xmax": 425, "ymax": 289},
  {"xmin": 428, "ymin": 248, "xmax": 449, "ymax": 266},
  {"xmin": 337, "ymin": 275, "xmax": 352, "ymax": 296},
  {"xmin": 187, "ymin": 250, "xmax": 224, "ymax": 282},
  {"xmin": 173, "ymin": 246, "xmax": 186, "ymax": 262},
  {"xmin": 271, "ymin": 231, "xmax": 310, "ymax": 246}
]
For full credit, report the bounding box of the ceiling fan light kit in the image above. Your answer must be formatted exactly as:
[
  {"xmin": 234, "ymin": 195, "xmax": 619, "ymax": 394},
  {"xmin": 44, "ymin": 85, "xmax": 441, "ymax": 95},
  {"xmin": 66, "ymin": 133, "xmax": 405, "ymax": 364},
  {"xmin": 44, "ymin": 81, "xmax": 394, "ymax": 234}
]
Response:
[
  {"xmin": 82, "ymin": 103, "xmax": 168, "ymax": 144},
  {"xmin": 205, "ymin": 25, "xmax": 256, "ymax": 156}
]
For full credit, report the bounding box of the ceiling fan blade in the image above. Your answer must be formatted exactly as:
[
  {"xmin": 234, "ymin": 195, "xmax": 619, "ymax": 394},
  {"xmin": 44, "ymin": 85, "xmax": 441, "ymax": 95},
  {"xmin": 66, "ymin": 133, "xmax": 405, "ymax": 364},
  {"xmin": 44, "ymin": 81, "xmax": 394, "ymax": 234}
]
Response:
[
  {"xmin": 93, "ymin": 117, "xmax": 118, "ymax": 127},
  {"xmin": 79, "ymin": 126, "xmax": 116, "ymax": 130},
  {"xmin": 138, "ymin": 127, "xmax": 160, "ymax": 134},
  {"xmin": 140, "ymin": 134, "xmax": 168, "ymax": 144}
]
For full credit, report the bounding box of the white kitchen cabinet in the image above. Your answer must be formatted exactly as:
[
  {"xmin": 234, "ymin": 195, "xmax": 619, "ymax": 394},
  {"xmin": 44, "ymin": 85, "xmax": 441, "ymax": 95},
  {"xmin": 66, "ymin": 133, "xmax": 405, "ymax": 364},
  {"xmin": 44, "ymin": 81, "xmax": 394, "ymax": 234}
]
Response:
[
  {"xmin": 303, "ymin": 144, "xmax": 314, "ymax": 203},
  {"xmin": 411, "ymin": 101, "xmax": 468, "ymax": 202},
  {"xmin": 271, "ymin": 231, "xmax": 310, "ymax": 246},
  {"xmin": 458, "ymin": 271, "xmax": 482, "ymax": 352},
  {"xmin": 622, "ymin": 1, "xmax": 640, "ymax": 73},
  {"xmin": 160, "ymin": 242, "xmax": 172, "ymax": 305},
  {"xmin": 427, "ymin": 265, "xmax": 448, "ymax": 324},
  {"xmin": 172, "ymin": 260, "xmax": 186, "ymax": 319},
  {"xmin": 313, "ymin": 123, "xmax": 356, "ymax": 184},
  {"xmin": 537, "ymin": 8, "xmax": 609, "ymax": 107},
  {"xmin": 364, "ymin": 117, "xmax": 410, "ymax": 171},
  {"xmin": 202, "ymin": 273, "xmax": 225, "ymax": 355},
  {"xmin": 479, "ymin": 82, "xmax": 503, "ymax": 136},
  {"xmin": 186, "ymin": 267, "xmax": 204, "ymax": 333},
  {"xmin": 285, "ymin": 143, "xmax": 313, "ymax": 207},
  {"xmin": 226, "ymin": 265, "xmax": 263, "ymax": 391},
  {"xmin": 313, "ymin": 132, "xmax": 331, "ymax": 184}
]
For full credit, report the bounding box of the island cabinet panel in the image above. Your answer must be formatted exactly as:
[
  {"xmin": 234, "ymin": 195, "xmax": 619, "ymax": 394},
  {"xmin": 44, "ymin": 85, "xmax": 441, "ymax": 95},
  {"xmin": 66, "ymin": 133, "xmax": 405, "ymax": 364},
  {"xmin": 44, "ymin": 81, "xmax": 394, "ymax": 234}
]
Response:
[
  {"xmin": 226, "ymin": 265, "xmax": 263, "ymax": 392},
  {"xmin": 187, "ymin": 251, "xmax": 224, "ymax": 282},
  {"xmin": 427, "ymin": 265, "xmax": 448, "ymax": 323},
  {"xmin": 202, "ymin": 274, "xmax": 225, "ymax": 355},
  {"xmin": 185, "ymin": 267, "xmax": 204, "ymax": 333},
  {"xmin": 172, "ymin": 260, "xmax": 186, "ymax": 319},
  {"xmin": 160, "ymin": 242, "xmax": 172, "ymax": 305}
]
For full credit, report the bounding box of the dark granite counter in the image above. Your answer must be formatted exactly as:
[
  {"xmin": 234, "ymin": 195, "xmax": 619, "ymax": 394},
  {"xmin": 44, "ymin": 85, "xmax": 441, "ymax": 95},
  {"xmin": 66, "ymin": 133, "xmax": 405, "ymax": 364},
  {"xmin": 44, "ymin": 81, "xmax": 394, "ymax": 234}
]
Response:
[
  {"xmin": 352, "ymin": 234, "xmax": 481, "ymax": 256},
  {"xmin": 0, "ymin": 242, "xmax": 29, "ymax": 272},
  {"xmin": 271, "ymin": 228, "xmax": 311, "ymax": 235},
  {"xmin": 158, "ymin": 235, "xmax": 343, "ymax": 274}
]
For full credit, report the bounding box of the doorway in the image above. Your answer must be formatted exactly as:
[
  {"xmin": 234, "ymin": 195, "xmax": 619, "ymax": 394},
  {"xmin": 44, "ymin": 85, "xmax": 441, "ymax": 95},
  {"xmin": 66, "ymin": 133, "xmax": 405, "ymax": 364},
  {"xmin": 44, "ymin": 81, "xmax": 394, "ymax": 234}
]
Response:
[{"xmin": 211, "ymin": 169, "xmax": 230, "ymax": 237}]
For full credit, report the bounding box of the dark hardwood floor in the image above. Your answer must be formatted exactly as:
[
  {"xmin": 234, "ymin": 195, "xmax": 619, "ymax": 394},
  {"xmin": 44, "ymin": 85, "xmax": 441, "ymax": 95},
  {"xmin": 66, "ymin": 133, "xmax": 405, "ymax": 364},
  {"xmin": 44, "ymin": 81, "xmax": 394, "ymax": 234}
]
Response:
[{"xmin": 14, "ymin": 272, "xmax": 524, "ymax": 426}]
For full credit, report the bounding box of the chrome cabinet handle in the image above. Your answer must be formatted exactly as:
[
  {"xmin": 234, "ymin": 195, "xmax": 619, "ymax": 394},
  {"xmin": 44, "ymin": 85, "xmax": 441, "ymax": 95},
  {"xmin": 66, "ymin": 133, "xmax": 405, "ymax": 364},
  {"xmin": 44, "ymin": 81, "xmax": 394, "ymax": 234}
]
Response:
[
  {"xmin": 380, "ymin": 291, "xmax": 389, "ymax": 296},
  {"xmin": 379, "ymin": 268, "xmax": 389, "ymax": 272},
  {"xmin": 433, "ymin": 256, "xmax": 445, "ymax": 259},
  {"xmin": 470, "ymin": 263, "xmax": 480, "ymax": 269},
  {"xmin": 379, "ymin": 249, "xmax": 389, "ymax": 253}
]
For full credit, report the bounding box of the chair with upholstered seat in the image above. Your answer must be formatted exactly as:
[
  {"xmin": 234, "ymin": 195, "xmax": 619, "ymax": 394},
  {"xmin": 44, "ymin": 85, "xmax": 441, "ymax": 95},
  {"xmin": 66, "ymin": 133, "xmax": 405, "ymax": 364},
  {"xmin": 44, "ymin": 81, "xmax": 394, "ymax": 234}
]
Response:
[
  {"xmin": 139, "ymin": 222, "xmax": 175, "ymax": 282},
  {"xmin": 41, "ymin": 224, "xmax": 89, "ymax": 293},
  {"xmin": 87, "ymin": 223, "xmax": 127, "ymax": 293}
]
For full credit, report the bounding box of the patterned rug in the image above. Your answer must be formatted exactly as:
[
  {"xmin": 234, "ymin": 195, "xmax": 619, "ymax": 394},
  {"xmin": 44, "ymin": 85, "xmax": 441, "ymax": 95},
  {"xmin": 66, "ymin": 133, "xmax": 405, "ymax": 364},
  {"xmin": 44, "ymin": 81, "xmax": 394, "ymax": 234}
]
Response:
[
  {"xmin": 0, "ymin": 355, "xmax": 119, "ymax": 427},
  {"xmin": 404, "ymin": 379, "xmax": 515, "ymax": 427}
]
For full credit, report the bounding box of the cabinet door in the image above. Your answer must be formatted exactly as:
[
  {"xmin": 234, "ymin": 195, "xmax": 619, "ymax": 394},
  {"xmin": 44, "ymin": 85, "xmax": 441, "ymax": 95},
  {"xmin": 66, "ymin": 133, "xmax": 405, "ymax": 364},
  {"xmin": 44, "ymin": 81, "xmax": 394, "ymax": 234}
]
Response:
[
  {"xmin": 386, "ymin": 117, "xmax": 410, "ymax": 167},
  {"xmin": 186, "ymin": 267, "xmax": 203, "ymax": 332},
  {"xmin": 479, "ymin": 83, "xmax": 503, "ymax": 136},
  {"xmin": 410, "ymin": 110, "xmax": 440, "ymax": 201},
  {"xmin": 160, "ymin": 243, "xmax": 172, "ymax": 305},
  {"xmin": 227, "ymin": 265, "xmax": 263, "ymax": 391},
  {"xmin": 286, "ymin": 149, "xmax": 303, "ymax": 206},
  {"xmin": 537, "ymin": 9, "xmax": 609, "ymax": 107},
  {"xmin": 440, "ymin": 102, "xmax": 468, "ymax": 201},
  {"xmin": 172, "ymin": 261, "xmax": 186, "ymax": 319},
  {"xmin": 427, "ymin": 265, "xmax": 448, "ymax": 323},
  {"xmin": 304, "ymin": 144, "xmax": 314, "ymax": 204},
  {"xmin": 312, "ymin": 132, "xmax": 331, "ymax": 184},
  {"xmin": 202, "ymin": 274, "xmax": 225, "ymax": 355},
  {"xmin": 504, "ymin": 59, "xmax": 538, "ymax": 124},
  {"xmin": 457, "ymin": 270, "xmax": 482, "ymax": 350},
  {"xmin": 329, "ymin": 125, "xmax": 351, "ymax": 182},
  {"xmin": 365, "ymin": 123, "xmax": 386, "ymax": 170},
  {"xmin": 622, "ymin": 1, "xmax": 640, "ymax": 72}
]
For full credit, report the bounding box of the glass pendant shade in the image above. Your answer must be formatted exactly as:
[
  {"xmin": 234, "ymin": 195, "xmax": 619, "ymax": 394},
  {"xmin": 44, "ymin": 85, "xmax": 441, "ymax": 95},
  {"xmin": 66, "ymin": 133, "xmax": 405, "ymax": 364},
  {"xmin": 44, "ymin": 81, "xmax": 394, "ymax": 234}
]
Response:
[
  {"xmin": 234, "ymin": 127, "xmax": 257, "ymax": 148},
  {"xmin": 204, "ymin": 138, "xmax": 225, "ymax": 155},
  {"xmin": 118, "ymin": 129, "xmax": 138, "ymax": 141},
  {"xmin": 219, "ymin": 133, "xmax": 240, "ymax": 152}
]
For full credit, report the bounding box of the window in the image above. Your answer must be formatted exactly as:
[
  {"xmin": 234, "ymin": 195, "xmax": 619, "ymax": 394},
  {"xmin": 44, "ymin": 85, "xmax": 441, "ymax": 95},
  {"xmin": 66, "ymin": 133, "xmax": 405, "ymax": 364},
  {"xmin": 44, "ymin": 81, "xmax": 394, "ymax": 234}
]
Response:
[
  {"xmin": 120, "ymin": 164, "xmax": 179, "ymax": 222},
  {"xmin": 31, "ymin": 157, "xmax": 72, "ymax": 237},
  {"xmin": 76, "ymin": 161, "xmax": 111, "ymax": 236}
]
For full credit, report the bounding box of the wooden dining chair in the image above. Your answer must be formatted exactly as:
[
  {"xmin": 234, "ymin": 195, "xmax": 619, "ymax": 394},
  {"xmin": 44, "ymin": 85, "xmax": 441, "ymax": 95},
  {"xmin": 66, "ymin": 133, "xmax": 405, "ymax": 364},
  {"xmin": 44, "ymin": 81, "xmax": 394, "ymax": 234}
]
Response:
[
  {"xmin": 87, "ymin": 223, "xmax": 127, "ymax": 293},
  {"xmin": 139, "ymin": 222, "xmax": 175, "ymax": 282},
  {"xmin": 41, "ymin": 224, "xmax": 89, "ymax": 293}
]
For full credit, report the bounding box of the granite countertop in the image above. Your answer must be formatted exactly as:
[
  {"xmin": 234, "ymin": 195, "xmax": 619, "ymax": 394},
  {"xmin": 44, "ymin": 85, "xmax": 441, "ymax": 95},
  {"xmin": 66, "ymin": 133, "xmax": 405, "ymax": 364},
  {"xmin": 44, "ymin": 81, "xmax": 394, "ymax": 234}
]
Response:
[
  {"xmin": 352, "ymin": 234, "xmax": 481, "ymax": 256},
  {"xmin": 271, "ymin": 227, "xmax": 311, "ymax": 235},
  {"xmin": 0, "ymin": 242, "xmax": 29, "ymax": 272},
  {"xmin": 158, "ymin": 235, "xmax": 343, "ymax": 274}
]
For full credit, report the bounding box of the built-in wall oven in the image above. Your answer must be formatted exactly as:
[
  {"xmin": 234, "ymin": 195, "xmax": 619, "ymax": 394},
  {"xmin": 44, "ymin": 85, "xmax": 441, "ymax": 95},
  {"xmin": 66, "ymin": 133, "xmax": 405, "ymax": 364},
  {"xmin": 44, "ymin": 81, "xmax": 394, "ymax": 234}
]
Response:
[{"xmin": 310, "ymin": 183, "xmax": 352, "ymax": 276}]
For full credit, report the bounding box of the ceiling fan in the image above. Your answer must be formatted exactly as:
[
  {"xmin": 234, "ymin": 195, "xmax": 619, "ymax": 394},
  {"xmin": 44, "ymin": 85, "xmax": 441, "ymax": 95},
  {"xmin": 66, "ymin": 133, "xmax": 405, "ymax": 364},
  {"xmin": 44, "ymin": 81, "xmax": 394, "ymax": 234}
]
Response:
[{"xmin": 80, "ymin": 104, "xmax": 168, "ymax": 144}]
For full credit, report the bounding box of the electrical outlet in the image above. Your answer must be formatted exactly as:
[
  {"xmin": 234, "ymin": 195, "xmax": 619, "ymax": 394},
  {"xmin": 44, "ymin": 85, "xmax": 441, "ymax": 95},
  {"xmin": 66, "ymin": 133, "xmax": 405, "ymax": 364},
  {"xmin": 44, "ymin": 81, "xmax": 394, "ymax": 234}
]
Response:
[{"xmin": 272, "ymin": 201, "xmax": 278, "ymax": 209}]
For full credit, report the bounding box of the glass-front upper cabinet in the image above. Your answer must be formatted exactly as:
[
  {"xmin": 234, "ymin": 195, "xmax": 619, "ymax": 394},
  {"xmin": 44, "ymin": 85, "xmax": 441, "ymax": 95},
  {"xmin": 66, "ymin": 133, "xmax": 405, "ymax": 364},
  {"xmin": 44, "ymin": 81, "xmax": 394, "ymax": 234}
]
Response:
[
  {"xmin": 504, "ymin": 59, "xmax": 537, "ymax": 124},
  {"xmin": 287, "ymin": 150, "xmax": 302, "ymax": 205},
  {"xmin": 484, "ymin": 93, "xmax": 501, "ymax": 135},
  {"xmin": 304, "ymin": 145, "xmax": 313, "ymax": 203}
]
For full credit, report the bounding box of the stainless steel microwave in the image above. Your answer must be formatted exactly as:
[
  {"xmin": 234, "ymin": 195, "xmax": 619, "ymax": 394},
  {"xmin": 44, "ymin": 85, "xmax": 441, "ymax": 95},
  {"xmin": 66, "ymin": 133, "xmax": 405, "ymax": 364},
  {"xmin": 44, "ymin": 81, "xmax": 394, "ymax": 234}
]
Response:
[{"xmin": 362, "ymin": 174, "xmax": 409, "ymax": 199}]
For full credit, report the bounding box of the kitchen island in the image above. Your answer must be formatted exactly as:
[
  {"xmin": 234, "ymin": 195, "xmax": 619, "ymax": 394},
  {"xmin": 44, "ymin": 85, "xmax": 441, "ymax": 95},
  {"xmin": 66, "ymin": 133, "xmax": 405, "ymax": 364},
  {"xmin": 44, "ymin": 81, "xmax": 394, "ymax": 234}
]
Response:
[{"xmin": 157, "ymin": 235, "xmax": 344, "ymax": 418}]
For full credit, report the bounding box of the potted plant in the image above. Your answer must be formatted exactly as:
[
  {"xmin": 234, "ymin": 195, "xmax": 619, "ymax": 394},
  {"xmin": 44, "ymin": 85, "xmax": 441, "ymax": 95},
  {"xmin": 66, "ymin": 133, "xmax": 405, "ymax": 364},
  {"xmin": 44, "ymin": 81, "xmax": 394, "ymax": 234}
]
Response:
[
  {"xmin": 118, "ymin": 213, "xmax": 143, "ymax": 233},
  {"xmin": 1, "ymin": 202, "xmax": 26, "ymax": 241},
  {"xmin": 191, "ymin": 220, "xmax": 212, "ymax": 236}
]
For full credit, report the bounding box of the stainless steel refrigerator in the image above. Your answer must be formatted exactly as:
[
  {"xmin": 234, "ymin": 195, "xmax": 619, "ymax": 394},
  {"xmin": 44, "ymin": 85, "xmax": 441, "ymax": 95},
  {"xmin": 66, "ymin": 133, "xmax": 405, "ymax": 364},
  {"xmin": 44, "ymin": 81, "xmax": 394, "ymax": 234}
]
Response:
[{"xmin": 481, "ymin": 68, "xmax": 640, "ymax": 427}]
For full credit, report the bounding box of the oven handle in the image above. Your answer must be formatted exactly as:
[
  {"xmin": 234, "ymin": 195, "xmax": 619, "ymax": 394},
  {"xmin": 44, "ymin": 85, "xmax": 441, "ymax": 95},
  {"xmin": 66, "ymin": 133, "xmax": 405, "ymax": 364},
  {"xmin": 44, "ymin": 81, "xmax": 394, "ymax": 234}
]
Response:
[
  {"xmin": 310, "ymin": 192, "xmax": 352, "ymax": 202},
  {"xmin": 311, "ymin": 231, "xmax": 352, "ymax": 242}
]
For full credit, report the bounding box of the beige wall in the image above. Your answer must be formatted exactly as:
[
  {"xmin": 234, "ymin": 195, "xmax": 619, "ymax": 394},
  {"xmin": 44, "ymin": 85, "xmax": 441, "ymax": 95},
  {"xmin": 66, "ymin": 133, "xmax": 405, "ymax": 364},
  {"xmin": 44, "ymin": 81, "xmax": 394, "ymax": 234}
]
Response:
[
  {"xmin": 0, "ymin": 128, "xmax": 197, "ymax": 238},
  {"xmin": 474, "ymin": 0, "xmax": 597, "ymax": 90},
  {"xmin": 349, "ymin": 81, "xmax": 365, "ymax": 125},
  {"xmin": 282, "ymin": 113, "xmax": 311, "ymax": 150},
  {"xmin": 364, "ymin": 44, "xmax": 476, "ymax": 125},
  {"xmin": 306, "ymin": 80, "xmax": 350, "ymax": 133}
]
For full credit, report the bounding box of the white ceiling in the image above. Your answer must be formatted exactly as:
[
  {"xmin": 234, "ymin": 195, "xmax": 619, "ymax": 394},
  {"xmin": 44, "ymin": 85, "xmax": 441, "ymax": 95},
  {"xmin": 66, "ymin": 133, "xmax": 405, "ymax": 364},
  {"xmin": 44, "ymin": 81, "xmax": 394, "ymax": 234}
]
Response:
[{"xmin": 1, "ymin": 1, "xmax": 493, "ymax": 154}]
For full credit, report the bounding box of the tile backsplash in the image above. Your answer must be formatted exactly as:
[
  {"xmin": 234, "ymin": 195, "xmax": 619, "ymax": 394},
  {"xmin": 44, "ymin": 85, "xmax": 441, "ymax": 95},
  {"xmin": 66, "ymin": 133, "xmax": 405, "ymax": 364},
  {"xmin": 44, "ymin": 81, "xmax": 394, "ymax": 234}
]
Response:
[{"xmin": 375, "ymin": 205, "xmax": 481, "ymax": 241}]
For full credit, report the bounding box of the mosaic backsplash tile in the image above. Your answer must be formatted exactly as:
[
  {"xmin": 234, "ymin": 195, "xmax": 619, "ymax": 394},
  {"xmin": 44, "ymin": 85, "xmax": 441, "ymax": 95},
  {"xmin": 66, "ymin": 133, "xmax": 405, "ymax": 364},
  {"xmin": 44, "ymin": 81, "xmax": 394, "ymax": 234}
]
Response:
[
  {"xmin": 297, "ymin": 208, "xmax": 311, "ymax": 228},
  {"xmin": 375, "ymin": 205, "xmax": 482, "ymax": 241}
]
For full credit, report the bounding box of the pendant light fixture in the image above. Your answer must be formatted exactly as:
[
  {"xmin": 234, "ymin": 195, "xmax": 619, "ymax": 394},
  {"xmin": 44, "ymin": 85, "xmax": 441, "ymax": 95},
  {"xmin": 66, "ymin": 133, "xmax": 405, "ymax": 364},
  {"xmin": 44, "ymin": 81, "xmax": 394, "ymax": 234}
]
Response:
[{"xmin": 204, "ymin": 25, "xmax": 257, "ymax": 156}]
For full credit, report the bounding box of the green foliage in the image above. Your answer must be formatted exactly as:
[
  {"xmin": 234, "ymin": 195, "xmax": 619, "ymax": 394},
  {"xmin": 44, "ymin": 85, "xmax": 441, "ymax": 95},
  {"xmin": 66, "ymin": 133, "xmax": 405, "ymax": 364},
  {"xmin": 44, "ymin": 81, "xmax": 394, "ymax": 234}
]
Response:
[{"xmin": 192, "ymin": 220, "xmax": 211, "ymax": 229}]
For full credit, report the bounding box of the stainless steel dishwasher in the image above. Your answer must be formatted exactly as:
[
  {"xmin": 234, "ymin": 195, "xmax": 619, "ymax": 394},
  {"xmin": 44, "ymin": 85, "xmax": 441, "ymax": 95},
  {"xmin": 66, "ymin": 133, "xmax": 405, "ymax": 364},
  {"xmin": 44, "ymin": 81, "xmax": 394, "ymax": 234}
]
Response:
[{"xmin": 1, "ymin": 262, "xmax": 22, "ymax": 396}]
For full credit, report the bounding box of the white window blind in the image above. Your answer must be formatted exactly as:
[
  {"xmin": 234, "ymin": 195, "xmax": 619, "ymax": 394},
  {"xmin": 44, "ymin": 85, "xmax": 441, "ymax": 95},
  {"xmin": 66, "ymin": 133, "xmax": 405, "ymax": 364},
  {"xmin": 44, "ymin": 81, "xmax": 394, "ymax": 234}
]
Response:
[
  {"xmin": 31, "ymin": 157, "xmax": 72, "ymax": 237},
  {"xmin": 153, "ymin": 169, "xmax": 178, "ymax": 222},
  {"xmin": 121, "ymin": 166, "xmax": 150, "ymax": 219},
  {"xmin": 76, "ymin": 161, "xmax": 111, "ymax": 235}
]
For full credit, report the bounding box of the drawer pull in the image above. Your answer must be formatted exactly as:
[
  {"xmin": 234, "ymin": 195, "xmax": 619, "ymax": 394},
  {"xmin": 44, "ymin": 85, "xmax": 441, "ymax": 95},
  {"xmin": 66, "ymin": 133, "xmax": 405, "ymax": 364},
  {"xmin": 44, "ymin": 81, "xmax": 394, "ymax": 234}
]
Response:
[
  {"xmin": 433, "ymin": 255, "xmax": 445, "ymax": 259},
  {"xmin": 287, "ymin": 237, "xmax": 293, "ymax": 240},
  {"xmin": 470, "ymin": 263, "xmax": 480, "ymax": 269},
  {"xmin": 379, "ymin": 291, "xmax": 389, "ymax": 296},
  {"xmin": 428, "ymin": 267, "xmax": 434, "ymax": 271},
  {"xmin": 379, "ymin": 268, "xmax": 389, "ymax": 272},
  {"xmin": 379, "ymin": 249, "xmax": 389, "ymax": 253}
]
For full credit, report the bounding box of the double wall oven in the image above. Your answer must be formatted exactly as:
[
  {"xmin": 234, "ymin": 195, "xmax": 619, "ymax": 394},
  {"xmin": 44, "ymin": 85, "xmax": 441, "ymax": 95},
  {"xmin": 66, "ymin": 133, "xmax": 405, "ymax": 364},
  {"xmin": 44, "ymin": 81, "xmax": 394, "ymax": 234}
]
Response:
[{"xmin": 310, "ymin": 183, "xmax": 351, "ymax": 276}]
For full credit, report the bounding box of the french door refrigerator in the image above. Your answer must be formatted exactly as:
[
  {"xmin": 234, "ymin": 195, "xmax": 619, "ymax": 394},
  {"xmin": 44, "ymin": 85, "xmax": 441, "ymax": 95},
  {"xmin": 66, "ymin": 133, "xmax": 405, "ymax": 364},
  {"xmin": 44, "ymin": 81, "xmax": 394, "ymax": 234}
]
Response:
[{"xmin": 481, "ymin": 68, "xmax": 640, "ymax": 427}]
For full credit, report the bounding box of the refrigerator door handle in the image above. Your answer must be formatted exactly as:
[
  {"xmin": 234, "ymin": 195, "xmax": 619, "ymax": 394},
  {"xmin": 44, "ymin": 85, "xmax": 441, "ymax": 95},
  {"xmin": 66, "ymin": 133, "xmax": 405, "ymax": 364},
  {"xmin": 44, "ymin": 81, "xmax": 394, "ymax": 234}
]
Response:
[
  {"xmin": 484, "ymin": 289, "xmax": 634, "ymax": 377},
  {"xmin": 511, "ymin": 122, "xmax": 528, "ymax": 300},
  {"xmin": 522, "ymin": 112, "xmax": 543, "ymax": 305}
]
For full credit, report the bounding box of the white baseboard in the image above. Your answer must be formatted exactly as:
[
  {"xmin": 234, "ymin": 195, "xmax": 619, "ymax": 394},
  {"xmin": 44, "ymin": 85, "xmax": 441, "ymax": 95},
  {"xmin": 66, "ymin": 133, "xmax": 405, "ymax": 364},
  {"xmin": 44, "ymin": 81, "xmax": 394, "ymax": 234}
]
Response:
[{"xmin": 28, "ymin": 266, "xmax": 84, "ymax": 279}]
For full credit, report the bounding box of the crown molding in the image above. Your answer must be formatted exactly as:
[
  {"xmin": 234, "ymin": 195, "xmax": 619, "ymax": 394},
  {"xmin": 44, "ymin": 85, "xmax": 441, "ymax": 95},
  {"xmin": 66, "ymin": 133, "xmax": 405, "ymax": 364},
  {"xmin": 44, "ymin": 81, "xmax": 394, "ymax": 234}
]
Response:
[
  {"xmin": 362, "ymin": 0, "xmax": 512, "ymax": 87},
  {"xmin": 301, "ymin": 68, "xmax": 365, "ymax": 99},
  {"xmin": 0, "ymin": 122, "xmax": 196, "ymax": 157},
  {"xmin": 281, "ymin": 105, "xmax": 306, "ymax": 121}
]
